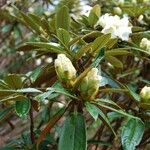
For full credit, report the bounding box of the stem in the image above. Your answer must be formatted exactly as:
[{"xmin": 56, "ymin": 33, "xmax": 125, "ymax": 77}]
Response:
[{"xmin": 30, "ymin": 102, "xmax": 35, "ymax": 144}]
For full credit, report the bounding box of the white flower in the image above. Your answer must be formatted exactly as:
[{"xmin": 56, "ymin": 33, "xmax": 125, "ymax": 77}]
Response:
[
  {"xmin": 140, "ymin": 86, "xmax": 150, "ymax": 102},
  {"xmin": 54, "ymin": 54, "xmax": 76, "ymax": 81},
  {"xmin": 98, "ymin": 14, "xmax": 132, "ymax": 41},
  {"xmin": 80, "ymin": 1, "xmax": 92, "ymax": 16},
  {"xmin": 140, "ymin": 38, "xmax": 150, "ymax": 53}
]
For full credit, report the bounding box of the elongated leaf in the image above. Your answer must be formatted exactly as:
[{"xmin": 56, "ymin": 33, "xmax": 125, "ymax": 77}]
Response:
[
  {"xmin": 58, "ymin": 113, "xmax": 86, "ymax": 150},
  {"xmin": 4, "ymin": 74, "xmax": 23, "ymax": 89},
  {"xmin": 47, "ymin": 87, "xmax": 78, "ymax": 100},
  {"xmin": 25, "ymin": 42, "xmax": 71, "ymax": 58},
  {"xmin": 88, "ymin": 5, "xmax": 101, "ymax": 26},
  {"xmin": 37, "ymin": 108, "xmax": 66, "ymax": 148},
  {"xmin": 85, "ymin": 102, "xmax": 116, "ymax": 136},
  {"xmin": 106, "ymin": 56, "xmax": 123, "ymax": 68},
  {"xmin": 105, "ymin": 49, "xmax": 131, "ymax": 56},
  {"xmin": 92, "ymin": 34, "xmax": 111, "ymax": 54},
  {"xmin": 91, "ymin": 47, "xmax": 105, "ymax": 67},
  {"xmin": 15, "ymin": 97, "xmax": 31, "ymax": 117},
  {"xmin": 94, "ymin": 102, "xmax": 138, "ymax": 119},
  {"xmin": 17, "ymin": 88, "xmax": 42, "ymax": 93},
  {"xmin": 75, "ymin": 44, "xmax": 92, "ymax": 59},
  {"xmin": 20, "ymin": 12, "xmax": 41, "ymax": 34},
  {"xmin": 57, "ymin": 28, "xmax": 70, "ymax": 46},
  {"xmin": 56, "ymin": 6, "xmax": 70, "ymax": 31},
  {"xmin": 0, "ymin": 94, "xmax": 27, "ymax": 103},
  {"xmin": 126, "ymin": 86, "xmax": 140, "ymax": 102},
  {"xmin": 121, "ymin": 118, "xmax": 145, "ymax": 150}
]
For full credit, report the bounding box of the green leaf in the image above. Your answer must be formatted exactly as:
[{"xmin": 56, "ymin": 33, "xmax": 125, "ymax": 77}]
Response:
[
  {"xmin": 91, "ymin": 47, "xmax": 105, "ymax": 67},
  {"xmin": 4, "ymin": 74, "xmax": 23, "ymax": 89},
  {"xmin": 15, "ymin": 97, "xmax": 31, "ymax": 117},
  {"xmin": 47, "ymin": 86, "xmax": 78, "ymax": 100},
  {"xmin": 95, "ymin": 101, "xmax": 138, "ymax": 119},
  {"xmin": 57, "ymin": 28, "xmax": 70, "ymax": 46},
  {"xmin": 85, "ymin": 102, "xmax": 99, "ymax": 120},
  {"xmin": 19, "ymin": 12, "xmax": 41, "ymax": 34},
  {"xmin": 92, "ymin": 34, "xmax": 111, "ymax": 54},
  {"xmin": 85, "ymin": 102, "xmax": 116, "ymax": 136},
  {"xmin": 127, "ymin": 86, "xmax": 140, "ymax": 102},
  {"xmin": 105, "ymin": 49, "xmax": 131, "ymax": 56},
  {"xmin": 58, "ymin": 112, "xmax": 86, "ymax": 150},
  {"xmin": 88, "ymin": 4, "xmax": 101, "ymax": 27},
  {"xmin": 35, "ymin": 90, "xmax": 59, "ymax": 102},
  {"xmin": 56, "ymin": 5, "xmax": 70, "ymax": 31},
  {"xmin": 88, "ymin": 12, "xmax": 99, "ymax": 27},
  {"xmin": 106, "ymin": 56, "xmax": 123, "ymax": 68},
  {"xmin": 25, "ymin": 42, "xmax": 70, "ymax": 57},
  {"xmin": 0, "ymin": 94, "xmax": 26, "ymax": 103},
  {"xmin": 17, "ymin": 88, "xmax": 42, "ymax": 93},
  {"xmin": 121, "ymin": 118, "xmax": 145, "ymax": 150}
]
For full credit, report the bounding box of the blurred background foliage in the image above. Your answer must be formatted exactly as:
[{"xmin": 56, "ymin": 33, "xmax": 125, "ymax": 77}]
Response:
[{"xmin": 0, "ymin": 0, "xmax": 150, "ymax": 149}]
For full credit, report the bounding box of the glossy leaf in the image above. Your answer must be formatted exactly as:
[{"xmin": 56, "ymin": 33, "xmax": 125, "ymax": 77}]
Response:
[
  {"xmin": 121, "ymin": 118, "xmax": 145, "ymax": 150},
  {"xmin": 86, "ymin": 102, "xmax": 116, "ymax": 136},
  {"xmin": 58, "ymin": 112, "xmax": 86, "ymax": 150},
  {"xmin": 15, "ymin": 97, "xmax": 31, "ymax": 117}
]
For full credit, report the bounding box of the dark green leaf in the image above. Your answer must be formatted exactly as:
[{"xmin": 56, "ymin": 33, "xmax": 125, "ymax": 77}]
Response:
[
  {"xmin": 15, "ymin": 97, "xmax": 31, "ymax": 117},
  {"xmin": 85, "ymin": 102, "xmax": 116, "ymax": 136},
  {"xmin": 58, "ymin": 112, "xmax": 86, "ymax": 150}
]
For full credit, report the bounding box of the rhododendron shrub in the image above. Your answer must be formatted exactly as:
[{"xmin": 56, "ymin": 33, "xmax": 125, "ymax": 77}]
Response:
[{"xmin": 0, "ymin": 0, "xmax": 150, "ymax": 150}]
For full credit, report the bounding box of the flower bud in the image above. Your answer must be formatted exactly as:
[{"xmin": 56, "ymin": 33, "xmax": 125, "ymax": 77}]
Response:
[
  {"xmin": 80, "ymin": 68, "xmax": 100, "ymax": 100},
  {"xmin": 54, "ymin": 54, "xmax": 77, "ymax": 85},
  {"xmin": 140, "ymin": 38, "xmax": 150, "ymax": 53},
  {"xmin": 140, "ymin": 86, "xmax": 150, "ymax": 103},
  {"xmin": 113, "ymin": 7, "xmax": 122, "ymax": 15}
]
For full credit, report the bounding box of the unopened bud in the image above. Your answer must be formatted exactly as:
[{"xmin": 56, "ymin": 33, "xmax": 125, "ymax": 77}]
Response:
[
  {"xmin": 113, "ymin": 7, "xmax": 122, "ymax": 15},
  {"xmin": 140, "ymin": 86, "xmax": 150, "ymax": 103},
  {"xmin": 140, "ymin": 38, "xmax": 150, "ymax": 53},
  {"xmin": 54, "ymin": 54, "xmax": 76, "ymax": 85},
  {"xmin": 80, "ymin": 68, "xmax": 100, "ymax": 100}
]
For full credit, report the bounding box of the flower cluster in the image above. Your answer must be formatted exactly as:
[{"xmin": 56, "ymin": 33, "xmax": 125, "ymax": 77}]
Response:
[
  {"xmin": 140, "ymin": 38, "xmax": 150, "ymax": 53},
  {"xmin": 54, "ymin": 54, "xmax": 100, "ymax": 100},
  {"xmin": 98, "ymin": 14, "xmax": 132, "ymax": 41}
]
